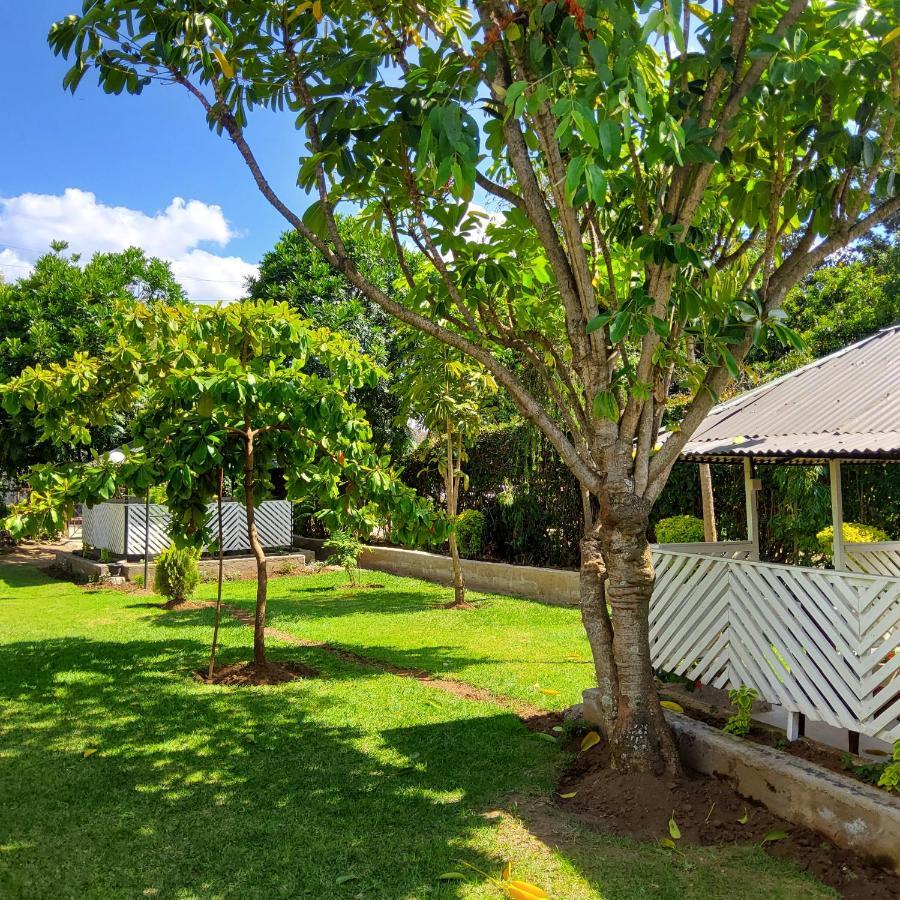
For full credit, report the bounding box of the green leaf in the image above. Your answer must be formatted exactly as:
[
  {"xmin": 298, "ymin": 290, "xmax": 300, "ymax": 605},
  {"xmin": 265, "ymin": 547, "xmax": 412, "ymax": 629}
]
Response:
[
  {"xmin": 592, "ymin": 390, "xmax": 619, "ymax": 423},
  {"xmin": 668, "ymin": 813, "xmax": 681, "ymax": 840},
  {"xmin": 586, "ymin": 311, "xmax": 613, "ymax": 334},
  {"xmin": 598, "ymin": 119, "xmax": 621, "ymax": 161},
  {"xmin": 761, "ymin": 829, "xmax": 789, "ymax": 845}
]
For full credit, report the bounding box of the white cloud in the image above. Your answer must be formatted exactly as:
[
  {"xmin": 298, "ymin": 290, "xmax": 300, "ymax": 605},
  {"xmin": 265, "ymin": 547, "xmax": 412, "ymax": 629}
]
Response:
[
  {"xmin": 0, "ymin": 188, "xmax": 257, "ymax": 302},
  {"xmin": 0, "ymin": 248, "xmax": 33, "ymax": 282}
]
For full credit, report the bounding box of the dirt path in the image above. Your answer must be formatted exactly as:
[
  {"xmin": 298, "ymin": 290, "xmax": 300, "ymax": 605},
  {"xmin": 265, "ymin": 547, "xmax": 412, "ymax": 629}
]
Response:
[
  {"xmin": 0, "ymin": 539, "xmax": 80, "ymax": 568},
  {"xmin": 209, "ymin": 599, "xmax": 549, "ymax": 720}
]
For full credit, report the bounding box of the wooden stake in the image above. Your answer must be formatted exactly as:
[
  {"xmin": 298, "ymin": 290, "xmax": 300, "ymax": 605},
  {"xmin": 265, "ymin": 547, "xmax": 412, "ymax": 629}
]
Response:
[{"xmin": 208, "ymin": 468, "xmax": 225, "ymax": 679}]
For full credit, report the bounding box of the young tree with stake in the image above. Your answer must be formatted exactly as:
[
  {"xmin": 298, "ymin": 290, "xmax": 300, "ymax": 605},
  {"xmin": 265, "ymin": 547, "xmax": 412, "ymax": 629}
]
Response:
[
  {"xmin": 48, "ymin": 0, "xmax": 900, "ymax": 771},
  {"xmin": 397, "ymin": 337, "xmax": 497, "ymax": 607},
  {"xmin": 2, "ymin": 300, "xmax": 437, "ymax": 670}
]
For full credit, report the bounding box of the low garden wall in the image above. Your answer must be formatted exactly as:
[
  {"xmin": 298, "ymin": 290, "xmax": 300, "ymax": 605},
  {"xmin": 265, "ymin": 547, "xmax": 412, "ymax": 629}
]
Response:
[{"xmin": 294, "ymin": 536, "xmax": 581, "ymax": 606}]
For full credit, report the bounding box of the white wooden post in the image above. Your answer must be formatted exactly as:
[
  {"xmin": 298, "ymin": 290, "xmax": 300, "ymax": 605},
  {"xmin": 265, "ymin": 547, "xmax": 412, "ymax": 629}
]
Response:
[
  {"xmin": 829, "ymin": 459, "xmax": 846, "ymax": 571},
  {"xmin": 743, "ymin": 459, "xmax": 760, "ymax": 561},
  {"xmin": 786, "ymin": 710, "xmax": 805, "ymax": 742}
]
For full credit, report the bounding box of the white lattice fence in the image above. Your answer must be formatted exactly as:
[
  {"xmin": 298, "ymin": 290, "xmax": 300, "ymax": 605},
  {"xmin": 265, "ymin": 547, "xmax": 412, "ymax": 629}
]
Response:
[
  {"xmin": 651, "ymin": 540, "xmax": 755, "ymax": 559},
  {"xmin": 846, "ymin": 542, "xmax": 900, "ymax": 577},
  {"xmin": 83, "ymin": 500, "xmax": 293, "ymax": 555},
  {"xmin": 650, "ymin": 549, "xmax": 900, "ymax": 744}
]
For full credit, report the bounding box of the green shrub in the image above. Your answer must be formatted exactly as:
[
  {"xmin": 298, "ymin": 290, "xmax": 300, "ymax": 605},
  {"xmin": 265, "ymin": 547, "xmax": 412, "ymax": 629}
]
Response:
[
  {"xmin": 324, "ymin": 530, "xmax": 364, "ymax": 586},
  {"xmin": 454, "ymin": 509, "xmax": 485, "ymax": 558},
  {"xmin": 153, "ymin": 546, "xmax": 200, "ymax": 603},
  {"xmin": 723, "ymin": 685, "xmax": 758, "ymax": 737},
  {"xmin": 878, "ymin": 741, "xmax": 900, "ymax": 793},
  {"xmin": 655, "ymin": 515, "xmax": 705, "ymax": 544},
  {"xmin": 816, "ymin": 522, "xmax": 890, "ymax": 556}
]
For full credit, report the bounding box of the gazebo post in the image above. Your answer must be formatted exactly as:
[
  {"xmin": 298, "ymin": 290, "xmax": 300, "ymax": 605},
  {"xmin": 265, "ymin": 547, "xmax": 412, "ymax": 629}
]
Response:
[
  {"xmin": 828, "ymin": 460, "xmax": 846, "ymax": 571},
  {"xmin": 743, "ymin": 459, "xmax": 760, "ymax": 561}
]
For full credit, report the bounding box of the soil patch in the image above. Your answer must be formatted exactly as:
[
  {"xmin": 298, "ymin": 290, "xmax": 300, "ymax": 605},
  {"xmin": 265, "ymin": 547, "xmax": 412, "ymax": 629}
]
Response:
[
  {"xmin": 195, "ymin": 660, "xmax": 318, "ymax": 686},
  {"xmin": 557, "ymin": 742, "xmax": 900, "ymax": 899}
]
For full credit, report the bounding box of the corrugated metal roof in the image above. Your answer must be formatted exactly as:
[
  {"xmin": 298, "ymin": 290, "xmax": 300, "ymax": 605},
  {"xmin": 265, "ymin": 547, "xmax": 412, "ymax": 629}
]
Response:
[{"xmin": 678, "ymin": 324, "xmax": 900, "ymax": 463}]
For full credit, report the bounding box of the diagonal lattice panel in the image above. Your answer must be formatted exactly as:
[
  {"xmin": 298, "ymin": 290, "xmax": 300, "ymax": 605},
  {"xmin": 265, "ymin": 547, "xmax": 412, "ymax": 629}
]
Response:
[{"xmin": 649, "ymin": 550, "xmax": 900, "ymax": 743}]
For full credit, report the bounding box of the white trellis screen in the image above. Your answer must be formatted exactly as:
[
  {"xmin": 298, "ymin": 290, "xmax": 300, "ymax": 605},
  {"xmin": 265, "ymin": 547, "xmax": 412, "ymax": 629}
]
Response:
[
  {"xmin": 650, "ymin": 549, "xmax": 900, "ymax": 744},
  {"xmin": 653, "ymin": 541, "xmax": 755, "ymax": 559},
  {"xmin": 83, "ymin": 500, "xmax": 293, "ymax": 556},
  {"xmin": 845, "ymin": 541, "xmax": 900, "ymax": 577}
]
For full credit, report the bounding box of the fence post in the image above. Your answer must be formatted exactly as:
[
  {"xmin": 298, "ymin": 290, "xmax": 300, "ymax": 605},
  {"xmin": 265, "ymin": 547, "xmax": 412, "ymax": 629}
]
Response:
[
  {"xmin": 829, "ymin": 460, "xmax": 846, "ymax": 571},
  {"xmin": 743, "ymin": 459, "xmax": 760, "ymax": 561}
]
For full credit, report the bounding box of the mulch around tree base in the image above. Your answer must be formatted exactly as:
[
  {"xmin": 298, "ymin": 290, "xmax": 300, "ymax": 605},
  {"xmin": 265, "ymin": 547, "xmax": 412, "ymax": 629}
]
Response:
[
  {"xmin": 195, "ymin": 660, "xmax": 318, "ymax": 686},
  {"xmin": 557, "ymin": 743, "xmax": 900, "ymax": 899}
]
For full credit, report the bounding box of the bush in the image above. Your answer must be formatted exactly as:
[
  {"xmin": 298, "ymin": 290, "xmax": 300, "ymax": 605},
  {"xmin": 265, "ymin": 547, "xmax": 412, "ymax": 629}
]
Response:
[
  {"xmin": 454, "ymin": 509, "xmax": 485, "ymax": 558},
  {"xmin": 655, "ymin": 515, "xmax": 705, "ymax": 544},
  {"xmin": 153, "ymin": 546, "xmax": 200, "ymax": 603},
  {"xmin": 324, "ymin": 530, "xmax": 364, "ymax": 586},
  {"xmin": 816, "ymin": 522, "xmax": 890, "ymax": 556}
]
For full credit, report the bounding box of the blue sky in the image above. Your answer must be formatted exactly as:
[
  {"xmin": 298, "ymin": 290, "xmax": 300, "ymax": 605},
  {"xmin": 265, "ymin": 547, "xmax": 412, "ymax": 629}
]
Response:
[{"xmin": 0, "ymin": 2, "xmax": 313, "ymax": 301}]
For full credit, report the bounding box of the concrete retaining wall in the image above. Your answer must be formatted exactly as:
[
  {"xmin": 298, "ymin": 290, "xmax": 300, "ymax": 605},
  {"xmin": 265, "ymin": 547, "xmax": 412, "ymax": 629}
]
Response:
[
  {"xmin": 54, "ymin": 549, "xmax": 313, "ymax": 583},
  {"xmin": 583, "ymin": 688, "xmax": 900, "ymax": 873},
  {"xmin": 294, "ymin": 536, "xmax": 580, "ymax": 606}
]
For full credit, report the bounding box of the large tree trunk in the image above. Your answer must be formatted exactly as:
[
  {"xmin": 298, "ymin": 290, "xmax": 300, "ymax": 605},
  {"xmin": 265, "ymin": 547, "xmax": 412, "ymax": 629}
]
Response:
[
  {"xmin": 243, "ymin": 433, "xmax": 268, "ymax": 667},
  {"xmin": 582, "ymin": 473, "xmax": 681, "ymax": 775},
  {"xmin": 603, "ymin": 529, "xmax": 680, "ymax": 774},
  {"xmin": 580, "ymin": 526, "xmax": 618, "ymax": 730}
]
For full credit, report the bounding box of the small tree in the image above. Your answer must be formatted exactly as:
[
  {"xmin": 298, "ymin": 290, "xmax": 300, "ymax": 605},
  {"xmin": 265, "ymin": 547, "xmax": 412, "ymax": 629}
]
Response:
[
  {"xmin": 323, "ymin": 529, "xmax": 365, "ymax": 586},
  {"xmin": 398, "ymin": 338, "xmax": 497, "ymax": 607},
  {"xmin": 2, "ymin": 300, "xmax": 437, "ymax": 669}
]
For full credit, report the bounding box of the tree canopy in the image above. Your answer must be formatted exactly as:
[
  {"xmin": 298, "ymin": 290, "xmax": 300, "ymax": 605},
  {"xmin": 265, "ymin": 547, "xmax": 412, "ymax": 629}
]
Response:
[
  {"xmin": 48, "ymin": 0, "xmax": 900, "ymax": 772},
  {"xmin": 0, "ymin": 244, "xmax": 185, "ymax": 479},
  {"xmin": 249, "ymin": 217, "xmax": 414, "ymax": 459}
]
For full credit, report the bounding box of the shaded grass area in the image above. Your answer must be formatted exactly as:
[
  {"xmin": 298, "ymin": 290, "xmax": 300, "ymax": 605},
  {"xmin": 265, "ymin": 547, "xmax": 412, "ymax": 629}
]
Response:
[
  {"xmin": 206, "ymin": 570, "xmax": 595, "ymax": 713},
  {"xmin": 0, "ymin": 563, "xmax": 831, "ymax": 899}
]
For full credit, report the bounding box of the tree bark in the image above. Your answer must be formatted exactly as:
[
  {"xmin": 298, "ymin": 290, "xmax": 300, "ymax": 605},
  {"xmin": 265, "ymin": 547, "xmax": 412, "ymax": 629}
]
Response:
[
  {"xmin": 580, "ymin": 525, "xmax": 618, "ymax": 733},
  {"xmin": 243, "ymin": 432, "xmax": 268, "ymax": 667},
  {"xmin": 700, "ymin": 463, "xmax": 717, "ymax": 542},
  {"xmin": 601, "ymin": 518, "xmax": 681, "ymax": 774},
  {"xmin": 445, "ymin": 422, "xmax": 466, "ymax": 607}
]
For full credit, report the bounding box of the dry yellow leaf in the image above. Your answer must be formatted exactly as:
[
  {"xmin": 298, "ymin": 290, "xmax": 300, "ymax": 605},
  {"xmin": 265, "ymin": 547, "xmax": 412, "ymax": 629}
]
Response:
[
  {"xmin": 505, "ymin": 880, "xmax": 549, "ymax": 899},
  {"xmin": 211, "ymin": 46, "xmax": 234, "ymax": 79},
  {"xmin": 580, "ymin": 730, "xmax": 601, "ymax": 752},
  {"xmin": 540, "ymin": 688, "xmax": 560, "ymax": 696},
  {"xmin": 660, "ymin": 700, "xmax": 684, "ymax": 713},
  {"xmin": 83, "ymin": 748, "xmax": 98, "ymax": 757},
  {"xmin": 501, "ymin": 860, "xmax": 512, "ymax": 881},
  {"xmin": 312, "ymin": 0, "xmax": 324, "ymax": 22},
  {"xmin": 559, "ymin": 791, "xmax": 577, "ymax": 799}
]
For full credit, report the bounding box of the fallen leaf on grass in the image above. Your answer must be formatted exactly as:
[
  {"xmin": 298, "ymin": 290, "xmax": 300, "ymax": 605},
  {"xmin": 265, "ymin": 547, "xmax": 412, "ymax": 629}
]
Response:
[
  {"xmin": 659, "ymin": 838, "xmax": 677, "ymax": 850},
  {"xmin": 504, "ymin": 880, "xmax": 549, "ymax": 899},
  {"xmin": 559, "ymin": 791, "xmax": 577, "ymax": 799},
  {"xmin": 737, "ymin": 808, "xmax": 749, "ymax": 825},
  {"xmin": 533, "ymin": 732, "xmax": 557, "ymax": 744},
  {"xmin": 501, "ymin": 861, "xmax": 512, "ymax": 881},
  {"xmin": 334, "ymin": 874, "xmax": 359, "ymax": 885},
  {"xmin": 540, "ymin": 688, "xmax": 560, "ymax": 696},
  {"xmin": 437, "ymin": 871, "xmax": 466, "ymax": 881},
  {"xmin": 580, "ymin": 731, "xmax": 601, "ymax": 752},
  {"xmin": 83, "ymin": 748, "xmax": 98, "ymax": 758},
  {"xmin": 660, "ymin": 700, "xmax": 684, "ymax": 713},
  {"xmin": 551, "ymin": 726, "xmax": 564, "ymax": 733}
]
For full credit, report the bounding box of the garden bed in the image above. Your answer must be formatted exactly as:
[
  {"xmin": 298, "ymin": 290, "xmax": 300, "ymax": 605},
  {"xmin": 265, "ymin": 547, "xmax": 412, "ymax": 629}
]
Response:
[
  {"xmin": 556, "ymin": 735, "xmax": 900, "ymax": 899},
  {"xmin": 582, "ymin": 689, "xmax": 900, "ymax": 876}
]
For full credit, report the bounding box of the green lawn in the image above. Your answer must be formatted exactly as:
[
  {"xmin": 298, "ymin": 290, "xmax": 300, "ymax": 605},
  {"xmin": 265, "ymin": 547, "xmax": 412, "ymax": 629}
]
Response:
[
  {"xmin": 0, "ymin": 562, "xmax": 832, "ymax": 899},
  {"xmin": 207, "ymin": 569, "xmax": 595, "ymax": 713}
]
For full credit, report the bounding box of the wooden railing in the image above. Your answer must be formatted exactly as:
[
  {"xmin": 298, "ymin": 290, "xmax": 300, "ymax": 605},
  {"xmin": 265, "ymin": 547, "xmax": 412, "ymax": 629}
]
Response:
[
  {"xmin": 651, "ymin": 540, "xmax": 755, "ymax": 559},
  {"xmin": 650, "ymin": 549, "xmax": 900, "ymax": 743}
]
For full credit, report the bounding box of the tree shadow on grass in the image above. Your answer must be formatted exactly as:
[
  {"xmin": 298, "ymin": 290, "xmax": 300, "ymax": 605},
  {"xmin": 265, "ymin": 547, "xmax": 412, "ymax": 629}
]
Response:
[{"xmin": 0, "ymin": 631, "xmax": 566, "ymax": 900}]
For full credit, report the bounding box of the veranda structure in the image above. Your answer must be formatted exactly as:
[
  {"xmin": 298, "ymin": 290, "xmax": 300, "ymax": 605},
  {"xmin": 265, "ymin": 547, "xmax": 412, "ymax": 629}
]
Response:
[{"xmin": 650, "ymin": 325, "xmax": 900, "ymax": 750}]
